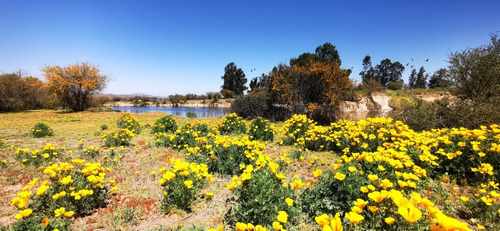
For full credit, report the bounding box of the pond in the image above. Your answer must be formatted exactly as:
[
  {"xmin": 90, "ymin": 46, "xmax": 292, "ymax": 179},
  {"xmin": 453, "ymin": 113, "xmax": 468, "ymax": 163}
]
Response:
[{"xmin": 111, "ymin": 106, "xmax": 231, "ymax": 118}]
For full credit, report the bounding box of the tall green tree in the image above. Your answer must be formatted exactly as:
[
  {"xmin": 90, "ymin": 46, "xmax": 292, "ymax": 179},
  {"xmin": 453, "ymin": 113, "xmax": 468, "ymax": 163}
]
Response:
[
  {"xmin": 409, "ymin": 67, "xmax": 428, "ymax": 89},
  {"xmin": 428, "ymin": 68, "xmax": 454, "ymax": 89},
  {"xmin": 449, "ymin": 34, "xmax": 500, "ymax": 100},
  {"xmin": 408, "ymin": 69, "xmax": 418, "ymax": 89},
  {"xmin": 290, "ymin": 42, "xmax": 342, "ymax": 67},
  {"xmin": 360, "ymin": 56, "xmax": 405, "ymax": 89},
  {"xmin": 248, "ymin": 73, "xmax": 271, "ymax": 94},
  {"xmin": 374, "ymin": 59, "xmax": 405, "ymax": 89},
  {"xmin": 359, "ymin": 55, "xmax": 375, "ymax": 81},
  {"xmin": 220, "ymin": 62, "xmax": 247, "ymax": 98}
]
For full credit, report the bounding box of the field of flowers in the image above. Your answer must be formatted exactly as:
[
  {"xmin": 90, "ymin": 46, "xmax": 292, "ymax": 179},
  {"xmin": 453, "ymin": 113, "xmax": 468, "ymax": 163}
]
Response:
[{"xmin": 0, "ymin": 110, "xmax": 499, "ymax": 230}]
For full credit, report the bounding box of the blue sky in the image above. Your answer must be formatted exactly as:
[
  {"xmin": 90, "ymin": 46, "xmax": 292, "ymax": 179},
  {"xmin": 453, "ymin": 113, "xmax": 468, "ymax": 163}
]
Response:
[{"xmin": 1, "ymin": 0, "xmax": 499, "ymax": 96}]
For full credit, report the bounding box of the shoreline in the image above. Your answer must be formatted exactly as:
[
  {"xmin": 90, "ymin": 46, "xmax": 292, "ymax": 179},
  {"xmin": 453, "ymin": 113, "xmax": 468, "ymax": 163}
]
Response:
[{"xmin": 105, "ymin": 100, "xmax": 232, "ymax": 108}]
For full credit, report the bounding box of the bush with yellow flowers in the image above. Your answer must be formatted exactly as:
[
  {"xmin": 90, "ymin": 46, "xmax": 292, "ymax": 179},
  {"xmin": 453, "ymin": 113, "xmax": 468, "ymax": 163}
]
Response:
[
  {"xmin": 301, "ymin": 169, "xmax": 351, "ymax": 219},
  {"xmin": 151, "ymin": 114, "xmax": 178, "ymax": 134},
  {"xmin": 186, "ymin": 136, "xmax": 264, "ymax": 175},
  {"xmin": 14, "ymin": 143, "xmax": 61, "ymax": 167},
  {"xmin": 100, "ymin": 128, "xmax": 135, "ymax": 147},
  {"xmin": 31, "ymin": 122, "xmax": 54, "ymax": 138},
  {"xmin": 154, "ymin": 122, "xmax": 204, "ymax": 150},
  {"xmin": 10, "ymin": 159, "xmax": 115, "ymax": 230},
  {"xmin": 157, "ymin": 158, "xmax": 213, "ymax": 212},
  {"xmin": 217, "ymin": 113, "xmax": 247, "ymax": 135},
  {"xmin": 81, "ymin": 145, "xmax": 100, "ymax": 158},
  {"xmin": 226, "ymin": 164, "xmax": 299, "ymax": 229},
  {"xmin": 248, "ymin": 117, "xmax": 274, "ymax": 141},
  {"xmin": 116, "ymin": 112, "xmax": 141, "ymax": 134},
  {"xmin": 424, "ymin": 125, "xmax": 500, "ymax": 184},
  {"xmin": 279, "ymin": 114, "xmax": 315, "ymax": 146},
  {"xmin": 455, "ymin": 182, "xmax": 500, "ymax": 225}
]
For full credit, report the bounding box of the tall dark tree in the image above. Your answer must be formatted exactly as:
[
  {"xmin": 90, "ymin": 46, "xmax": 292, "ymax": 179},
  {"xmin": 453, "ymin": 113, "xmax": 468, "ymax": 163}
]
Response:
[
  {"xmin": 315, "ymin": 42, "xmax": 342, "ymax": 66},
  {"xmin": 248, "ymin": 73, "xmax": 271, "ymax": 93},
  {"xmin": 359, "ymin": 55, "xmax": 376, "ymax": 82},
  {"xmin": 220, "ymin": 62, "xmax": 247, "ymax": 98},
  {"xmin": 414, "ymin": 66, "xmax": 429, "ymax": 89},
  {"xmin": 290, "ymin": 42, "xmax": 342, "ymax": 67},
  {"xmin": 408, "ymin": 69, "xmax": 418, "ymax": 88},
  {"xmin": 373, "ymin": 59, "xmax": 405, "ymax": 89},
  {"xmin": 428, "ymin": 68, "xmax": 454, "ymax": 89},
  {"xmin": 290, "ymin": 52, "xmax": 317, "ymax": 67}
]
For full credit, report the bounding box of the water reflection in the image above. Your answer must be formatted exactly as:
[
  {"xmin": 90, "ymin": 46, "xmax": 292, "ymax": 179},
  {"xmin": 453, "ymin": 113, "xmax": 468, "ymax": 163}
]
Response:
[{"xmin": 111, "ymin": 106, "xmax": 230, "ymax": 118}]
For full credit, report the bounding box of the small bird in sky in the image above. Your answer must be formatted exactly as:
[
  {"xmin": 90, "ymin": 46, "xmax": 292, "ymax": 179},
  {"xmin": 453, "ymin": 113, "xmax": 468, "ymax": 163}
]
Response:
[{"xmin": 425, "ymin": 59, "xmax": 429, "ymax": 62}]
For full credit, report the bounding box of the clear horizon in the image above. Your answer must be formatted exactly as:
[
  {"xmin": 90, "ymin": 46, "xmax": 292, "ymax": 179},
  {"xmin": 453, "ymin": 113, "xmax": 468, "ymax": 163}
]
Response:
[{"xmin": 1, "ymin": 0, "xmax": 499, "ymax": 97}]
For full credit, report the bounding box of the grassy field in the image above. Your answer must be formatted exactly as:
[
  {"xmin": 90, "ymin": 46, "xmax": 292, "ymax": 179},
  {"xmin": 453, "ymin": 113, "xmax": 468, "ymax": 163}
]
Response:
[{"xmin": 0, "ymin": 110, "xmax": 498, "ymax": 230}]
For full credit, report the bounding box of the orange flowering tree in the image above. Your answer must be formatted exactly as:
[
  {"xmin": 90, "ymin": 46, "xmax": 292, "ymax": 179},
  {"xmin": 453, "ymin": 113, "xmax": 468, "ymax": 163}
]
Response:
[
  {"xmin": 270, "ymin": 60, "xmax": 354, "ymax": 124},
  {"xmin": 43, "ymin": 62, "xmax": 108, "ymax": 112}
]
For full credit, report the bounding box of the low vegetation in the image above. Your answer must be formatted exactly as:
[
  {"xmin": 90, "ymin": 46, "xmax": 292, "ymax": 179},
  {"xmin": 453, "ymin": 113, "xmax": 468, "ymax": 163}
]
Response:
[{"xmin": 1, "ymin": 110, "xmax": 499, "ymax": 230}]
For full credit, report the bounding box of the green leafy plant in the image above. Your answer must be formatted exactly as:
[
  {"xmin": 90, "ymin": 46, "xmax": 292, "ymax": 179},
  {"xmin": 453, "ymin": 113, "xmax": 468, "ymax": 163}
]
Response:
[
  {"xmin": 301, "ymin": 169, "xmax": 350, "ymax": 218},
  {"xmin": 100, "ymin": 129, "xmax": 135, "ymax": 147},
  {"xmin": 218, "ymin": 113, "xmax": 247, "ymax": 135},
  {"xmin": 116, "ymin": 112, "xmax": 141, "ymax": 134},
  {"xmin": 248, "ymin": 117, "xmax": 274, "ymax": 141},
  {"xmin": 157, "ymin": 159, "xmax": 212, "ymax": 212},
  {"xmin": 279, "ymin": 114, "xmax": 315, "ymax": 146},
  {"xmin": 226, "ymin": 165, "xmax": 299, "ymax": 228},
  {"xmin": 31, "ymin": 122, "xmax": 54, "ymax": 138},
  {"xmin": 10, "ymin": 160, "xmax": 115, "ymax": 230},
  {"xmin": 14, "ymin": 143, "xmax": 61, "ymax": 167},
  {"xmin": 151, "ymin": 115, "xmax": 177, "ymax": 134},
  {"xmin": 81, "ymin": 145, "xmax": 100, "ymax": 158},
  {"xmin": 154, "ymin": 123, "xmax": 199, "ymax": 150}
]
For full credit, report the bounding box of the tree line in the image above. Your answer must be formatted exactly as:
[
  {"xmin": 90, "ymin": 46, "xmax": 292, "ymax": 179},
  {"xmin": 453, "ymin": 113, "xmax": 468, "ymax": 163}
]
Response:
[
  {"xmin": 229, "ymin": 33, "xmax": 500, "ymax": 125},
  {"xmin": 1, "ymin": 33, "xmax": 498, "ymax": 122}
]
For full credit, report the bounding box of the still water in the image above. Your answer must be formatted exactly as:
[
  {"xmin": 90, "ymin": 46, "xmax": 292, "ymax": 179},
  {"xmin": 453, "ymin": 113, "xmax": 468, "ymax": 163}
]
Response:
[{"xmin": 111, "ymin": 106, "xmax": 231, "ymax": 118}]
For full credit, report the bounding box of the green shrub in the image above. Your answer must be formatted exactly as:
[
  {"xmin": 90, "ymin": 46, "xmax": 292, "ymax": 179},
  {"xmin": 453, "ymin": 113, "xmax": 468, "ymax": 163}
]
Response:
[
  {"xmin": 81, "ymin": 145, "xmax": 100, "ymax": 158},
  {"xmin": 191, "ymin": 121, "xmax": 216, "ymax": 137},
  {"xmin": 231, "ymin": 94, "xmax": 269, "ymax": 119},
  {"xmin": 10, "ymin": 160, "xmax": 114, "ymax": 229},
  {"xmin": 100, "ymin": 124, "xmax": 108, "ymax": 130},
  {"xmin": 116, "ymin": 112, "xmax": 141, "ymax": 134},
  {"xmin": 154, "ymin": 123, "xmax": 200, "ymax": 150},
  {"xmin": 151, "ymin": 115, "xmax": 177, "ymax": 134},
  {"xmin": 218, "ymin": 113, "xmax": 247, "ymax": 135},
  {"xmin": 300, "ymin": 169, "xmax": 351, "ymax": 218},
  {"xmin": 14, "ymin": 143, "xmax": 61, "ymax": 167},
  {"xmin": 100, "ymin": 129, "xmax": 135, "ymax": 147},
  {"xmin": 31, "ymin": 122, "xmax": 54, "ymax": 138},
  {"xmin": 157, "ymin": 159, "xmax": 211, "ymax": 212},
  {"xmin": 248, "ymin": 117, "xmax": 274, "ymax": 141},
  {"xmin": 396, "ymin": 97, "xmax": 500, "ymax": 131},
  {"xmin": 10, "ymin": 216, "xmax": 72, "ymax": 231},
  {"xmin": 186, "ymin": 136, "xmax": 263, "ymax": 176},
  {"xmin": 279, "ymin": 114, "xmax": 315, "ymax": 146},
  {"xmin": 387, "ymin": 81, "xmax": 404, "ymax": 90},
  {"xmin": 226, "ymin": 165, "xmax": 299, "ymax": 228}
]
